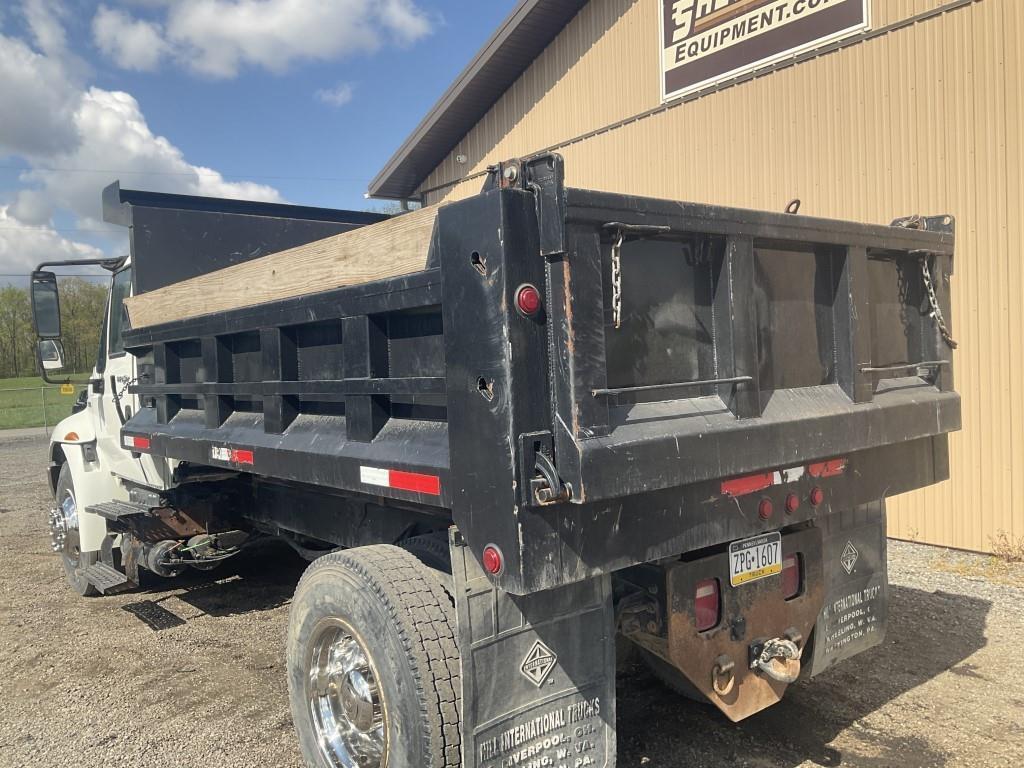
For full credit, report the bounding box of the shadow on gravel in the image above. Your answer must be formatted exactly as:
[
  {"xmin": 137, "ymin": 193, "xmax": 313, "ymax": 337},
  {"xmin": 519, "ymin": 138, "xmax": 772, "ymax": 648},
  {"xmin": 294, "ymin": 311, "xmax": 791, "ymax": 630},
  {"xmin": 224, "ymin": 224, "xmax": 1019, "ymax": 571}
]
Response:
[
  {"xmin": 121, "ymin": 539, "xmax": 307, "ymax": 628},
  {"xmin": 617, "ymin": 584, "xmax": 991, "ymax": 767}
]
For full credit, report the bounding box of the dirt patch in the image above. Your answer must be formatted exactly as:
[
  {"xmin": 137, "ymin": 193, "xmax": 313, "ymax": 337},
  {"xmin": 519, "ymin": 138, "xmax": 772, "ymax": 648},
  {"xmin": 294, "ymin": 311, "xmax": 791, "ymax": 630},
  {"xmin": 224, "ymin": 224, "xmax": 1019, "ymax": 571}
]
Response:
[{"xmin": 1, "ymin": 433, "xmax": 1022, "ymax": 767}]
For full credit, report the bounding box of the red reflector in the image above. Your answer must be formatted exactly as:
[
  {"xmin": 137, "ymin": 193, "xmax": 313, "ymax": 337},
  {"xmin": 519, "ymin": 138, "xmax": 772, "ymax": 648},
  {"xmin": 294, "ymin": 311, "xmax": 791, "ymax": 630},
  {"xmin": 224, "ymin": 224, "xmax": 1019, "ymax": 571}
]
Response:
[
  {"xmin": 231, "ymin": 449, "xmax": 254, "ymax": 465},
  {"xmin": 809, "ymin": 486, "xmax": 824, "ymax": 507},
  {"xmin": 515, "ymin": 283, "xmax": 542, "ymax": 316},
  {"xmin": 125, "ymin": 435, "xmax": 150, "ymax": 450},
  {"xmin": 721, "ymin": 472, "xmax": 774, "ymax": 498},
  {"xmin": 808, "ymin": 458, "xmax": 847, "ymax": 478},
  {"xmin": 758, "ymin": 498, "xmax": 774, "ymax": 520},
  {"xmin": 785, "ymin": 493, "xmax": 800, "ymax": 515},
  {"xmin": 695, "ymin": 578, "xmax": 720, "ymax": 632},
  {"xmin": 482, "ymin": 545, "xmax": 503, "ymax": 575},
  {"xmin": 389, "ymin": 470, "xmax": 441, "ymax": 496},
  {"xmin": 782, "ymin": 554, "xmax": 802, "ymax": 599}
]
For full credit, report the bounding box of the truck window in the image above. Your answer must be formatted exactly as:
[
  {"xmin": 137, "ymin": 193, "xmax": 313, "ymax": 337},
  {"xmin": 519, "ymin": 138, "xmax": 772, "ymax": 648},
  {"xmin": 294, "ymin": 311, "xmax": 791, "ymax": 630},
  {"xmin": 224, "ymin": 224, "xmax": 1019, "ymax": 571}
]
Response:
[{"xmin": 108, "ymin": 267, "xmax": 132, "ymax": 357}]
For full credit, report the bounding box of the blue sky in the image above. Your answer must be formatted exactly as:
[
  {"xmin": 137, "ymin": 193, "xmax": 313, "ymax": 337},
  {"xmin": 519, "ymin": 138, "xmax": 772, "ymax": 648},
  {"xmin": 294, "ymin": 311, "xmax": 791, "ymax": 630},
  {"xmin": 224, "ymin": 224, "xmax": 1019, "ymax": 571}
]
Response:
[{"xmin": 0, "ymin": 0, "xmax": 518, "ymax": 283}]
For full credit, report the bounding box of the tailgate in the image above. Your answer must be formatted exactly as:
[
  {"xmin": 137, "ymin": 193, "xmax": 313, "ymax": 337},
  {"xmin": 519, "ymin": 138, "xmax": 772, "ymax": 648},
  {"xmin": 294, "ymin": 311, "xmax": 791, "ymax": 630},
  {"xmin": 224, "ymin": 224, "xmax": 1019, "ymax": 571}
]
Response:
[{"xmin": 550, "ymin": 191, "xmax": 959, "ymax": 503}]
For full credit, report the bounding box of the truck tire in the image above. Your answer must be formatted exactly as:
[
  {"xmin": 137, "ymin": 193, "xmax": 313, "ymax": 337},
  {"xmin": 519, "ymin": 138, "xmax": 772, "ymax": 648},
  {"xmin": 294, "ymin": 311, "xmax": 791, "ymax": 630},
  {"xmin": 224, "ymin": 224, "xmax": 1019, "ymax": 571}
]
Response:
[
  {"xmin": 53, "ymin": 463, "xmax": 98, "ymax": 597},
  {"xmin": 398, "ymin": 532, "xmax": 451, "ymax": 574},
  {"xmin": 287, "ymin": 545, "xmax": 461, "ymax": 768}
]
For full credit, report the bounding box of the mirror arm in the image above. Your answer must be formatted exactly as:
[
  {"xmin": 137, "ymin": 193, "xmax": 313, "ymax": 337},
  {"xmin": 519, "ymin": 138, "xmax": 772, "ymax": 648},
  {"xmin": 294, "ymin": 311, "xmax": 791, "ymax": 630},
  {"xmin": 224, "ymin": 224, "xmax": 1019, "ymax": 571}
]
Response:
[{"xmin": 33, "ymin": 256, "xmax": 127, "ymax": 273}]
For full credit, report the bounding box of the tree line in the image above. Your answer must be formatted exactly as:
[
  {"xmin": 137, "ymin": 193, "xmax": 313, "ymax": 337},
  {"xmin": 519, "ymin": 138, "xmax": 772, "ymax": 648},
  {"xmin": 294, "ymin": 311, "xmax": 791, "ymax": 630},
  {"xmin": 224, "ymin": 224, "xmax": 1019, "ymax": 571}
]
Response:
[{"xmin": 0, "ymin": 278, "xmax": 108, "ymax": 380}]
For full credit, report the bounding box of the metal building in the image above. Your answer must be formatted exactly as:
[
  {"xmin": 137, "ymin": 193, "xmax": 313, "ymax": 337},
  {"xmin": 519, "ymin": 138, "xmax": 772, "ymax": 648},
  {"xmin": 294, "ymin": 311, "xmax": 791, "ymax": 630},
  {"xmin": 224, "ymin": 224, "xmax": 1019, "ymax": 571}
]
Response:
[{"xmin": 370, "ymin": 0, "xmax": 1021, "ymax": 553}]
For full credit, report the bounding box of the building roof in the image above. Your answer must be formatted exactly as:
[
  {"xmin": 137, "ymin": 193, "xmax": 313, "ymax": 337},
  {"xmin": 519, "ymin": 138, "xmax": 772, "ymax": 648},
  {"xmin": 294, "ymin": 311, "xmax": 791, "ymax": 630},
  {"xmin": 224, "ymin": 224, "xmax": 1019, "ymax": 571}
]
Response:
[{"xmin": 367, "ymin": 0, "xmax": 588, "ymax": 200}]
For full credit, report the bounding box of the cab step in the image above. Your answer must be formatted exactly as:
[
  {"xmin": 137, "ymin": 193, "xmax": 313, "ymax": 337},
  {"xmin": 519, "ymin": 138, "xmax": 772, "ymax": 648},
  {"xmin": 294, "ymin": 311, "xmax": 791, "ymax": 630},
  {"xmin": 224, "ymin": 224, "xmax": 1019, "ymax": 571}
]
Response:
[
  {"xmin": 82, "ymin": 562, "xmax": 131, "ymax": 594},
  {"xmin": 86, "ymin": 500, "xmax": 151, "ymax": 521}
]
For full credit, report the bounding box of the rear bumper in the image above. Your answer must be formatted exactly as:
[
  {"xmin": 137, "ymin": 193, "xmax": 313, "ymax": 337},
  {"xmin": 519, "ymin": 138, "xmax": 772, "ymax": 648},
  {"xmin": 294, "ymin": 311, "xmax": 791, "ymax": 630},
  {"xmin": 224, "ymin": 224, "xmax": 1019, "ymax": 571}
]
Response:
[
  {"xmin": 573, "ymin": 383, "xmax": 960, "ymax": 503},
  {"xmin": 636, "ymin": 502, "xmax": 888, "ymax": 722}
]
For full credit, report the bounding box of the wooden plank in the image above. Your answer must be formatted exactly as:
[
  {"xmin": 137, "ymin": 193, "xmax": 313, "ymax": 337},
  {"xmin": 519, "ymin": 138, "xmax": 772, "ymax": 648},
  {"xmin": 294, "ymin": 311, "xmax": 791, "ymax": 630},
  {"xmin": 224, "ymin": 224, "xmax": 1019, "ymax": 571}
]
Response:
[{"xmin": 125, "ymin": 205, "xmax": 439, "ymax": 328}]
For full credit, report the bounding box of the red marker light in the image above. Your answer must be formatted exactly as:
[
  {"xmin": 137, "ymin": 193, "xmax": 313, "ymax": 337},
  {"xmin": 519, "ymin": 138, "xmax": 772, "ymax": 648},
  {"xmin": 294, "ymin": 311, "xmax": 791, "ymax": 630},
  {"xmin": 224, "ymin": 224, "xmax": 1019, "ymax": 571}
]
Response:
[
  {"xmin": 482, "ymin": 544, "xmax": 504, "ymax": 575},
  {"xmin": 785, "ymin": 493, "xmax": 800, "ymax": 515},
  {"xmin": 515, "ymin": 284, "xmax": 542, "ymax": 316},
  {"xmin": 809, "ymin": 487, "xmax": 825, "ymax": 507},
  {"xmin": 758, "ymin": 498, "xmax": 774, "ymax": 520}
]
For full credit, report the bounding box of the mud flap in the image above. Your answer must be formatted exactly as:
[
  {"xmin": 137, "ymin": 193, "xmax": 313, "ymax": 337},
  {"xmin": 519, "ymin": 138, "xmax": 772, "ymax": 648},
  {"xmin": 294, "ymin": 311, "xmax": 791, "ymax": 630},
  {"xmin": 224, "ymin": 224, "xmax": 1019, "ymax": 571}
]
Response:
[
  {"xmin": 808, "ymin": 500, "xmax": 889, "ymax": 676},
  {"xmin": 450, "ymin": 530, "xmax": 616, "ymax": 768}
]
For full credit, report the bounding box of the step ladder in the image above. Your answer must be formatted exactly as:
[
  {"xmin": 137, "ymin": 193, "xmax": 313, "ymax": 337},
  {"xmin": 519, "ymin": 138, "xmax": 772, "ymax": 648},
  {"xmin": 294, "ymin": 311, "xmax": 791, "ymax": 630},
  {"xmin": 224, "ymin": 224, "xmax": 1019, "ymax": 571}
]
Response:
[
  {"xmin": 82, "ymin": 500, "xmax": 152, "ymax": 593},
  {"xmin": 81, "ymin": 561, "xmax": 131, "ymax": 594},
  {"xmin": 86, "ymin": 499, "xmax": 151, "ymax": 522}
]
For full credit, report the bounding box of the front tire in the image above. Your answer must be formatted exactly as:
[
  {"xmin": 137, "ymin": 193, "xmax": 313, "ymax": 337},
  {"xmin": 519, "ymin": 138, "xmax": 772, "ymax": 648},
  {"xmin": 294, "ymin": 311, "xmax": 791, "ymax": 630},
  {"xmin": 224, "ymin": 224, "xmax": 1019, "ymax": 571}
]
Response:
[
  {"xmin": 52, "ymin": 463, "xmax": 98, "ymax": 597},
  {"xmin": 286, "ymin": 545, "xmax": 461, "ymax": 768}
]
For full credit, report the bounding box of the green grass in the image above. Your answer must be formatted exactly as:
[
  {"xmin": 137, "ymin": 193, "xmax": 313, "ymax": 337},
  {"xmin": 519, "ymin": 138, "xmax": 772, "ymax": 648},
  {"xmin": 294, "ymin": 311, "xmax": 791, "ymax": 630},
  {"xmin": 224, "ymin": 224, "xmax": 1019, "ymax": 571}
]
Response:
[{"xmin": 0, "ymin": 375, "xmax": 88, "ymax": 431}]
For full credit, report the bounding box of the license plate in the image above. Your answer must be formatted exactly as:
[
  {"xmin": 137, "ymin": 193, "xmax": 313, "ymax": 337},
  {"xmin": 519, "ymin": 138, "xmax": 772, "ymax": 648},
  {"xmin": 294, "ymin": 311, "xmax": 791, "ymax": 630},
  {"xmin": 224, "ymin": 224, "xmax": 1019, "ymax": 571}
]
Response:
[{"xmin": 728, "ymin": 532, "xmax": 782, "ymax": 587}]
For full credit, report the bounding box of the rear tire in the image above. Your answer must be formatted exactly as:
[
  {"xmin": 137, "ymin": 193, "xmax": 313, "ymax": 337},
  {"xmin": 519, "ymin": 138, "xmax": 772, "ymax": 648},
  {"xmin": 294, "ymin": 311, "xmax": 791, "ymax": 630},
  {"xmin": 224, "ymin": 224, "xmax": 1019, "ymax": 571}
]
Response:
[
  {"xmin": 287, "ymin": 545, "xmax": 461, "ymax": 768},
  {"xmin": 54, "ymin": 463, "xmax": 98, "ymax": 597}
]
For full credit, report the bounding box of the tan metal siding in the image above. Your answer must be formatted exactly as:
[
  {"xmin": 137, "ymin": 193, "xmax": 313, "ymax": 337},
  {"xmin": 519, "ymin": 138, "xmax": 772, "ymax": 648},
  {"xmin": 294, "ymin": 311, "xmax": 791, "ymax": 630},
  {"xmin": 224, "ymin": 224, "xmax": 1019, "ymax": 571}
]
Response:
[{"xmin": 421, "ymin": 0, "xmax": 1021, "ymax": 552}]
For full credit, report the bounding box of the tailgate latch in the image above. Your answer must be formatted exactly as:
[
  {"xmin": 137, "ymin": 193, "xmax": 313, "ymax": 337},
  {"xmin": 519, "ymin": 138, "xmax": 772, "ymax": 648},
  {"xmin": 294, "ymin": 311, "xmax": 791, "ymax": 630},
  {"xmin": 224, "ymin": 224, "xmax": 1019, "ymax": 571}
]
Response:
[{"xmin": 519, "ymin": 431, "xmax": 570, "ymax": 505}]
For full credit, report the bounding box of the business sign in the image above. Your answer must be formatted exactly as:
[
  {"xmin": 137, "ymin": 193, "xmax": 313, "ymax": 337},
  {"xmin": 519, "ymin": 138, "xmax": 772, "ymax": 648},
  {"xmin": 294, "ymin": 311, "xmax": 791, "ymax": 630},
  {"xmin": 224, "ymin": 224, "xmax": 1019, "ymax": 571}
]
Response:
[{"xmin": 661, "ymin": 0, "xmax": 869, "ymax": 101}]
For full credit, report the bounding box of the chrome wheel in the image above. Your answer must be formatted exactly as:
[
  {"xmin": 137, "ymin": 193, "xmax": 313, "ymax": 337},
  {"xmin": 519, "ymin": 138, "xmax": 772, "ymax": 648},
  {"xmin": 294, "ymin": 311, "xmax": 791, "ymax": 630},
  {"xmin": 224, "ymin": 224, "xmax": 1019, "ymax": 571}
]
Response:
[
  {"xmin": 308, "ymin": 619, "xmax": 388, "ymax": 768},
  {"xmin": 49, "ymin": 488, "xmax": 82, "ymax": 564}
]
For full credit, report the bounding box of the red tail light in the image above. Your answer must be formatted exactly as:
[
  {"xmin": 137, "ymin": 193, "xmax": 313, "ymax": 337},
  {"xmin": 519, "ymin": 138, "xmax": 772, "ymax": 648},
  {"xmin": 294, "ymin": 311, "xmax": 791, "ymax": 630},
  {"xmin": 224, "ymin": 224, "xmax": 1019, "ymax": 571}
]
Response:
[
  {"xmin": 515, "ymin": 284, "xmax": 542, "ymax": 316},
  {"xmin": 695, "ymin": 578, "xmax": 720, "ymax": 632},
  {"xmin": 782, "ymin": 554, "xmax": 802, "ymax": 599},
  {"xmin": 482, "ymin": 544, "xmax": 504, "ymax": 575}
]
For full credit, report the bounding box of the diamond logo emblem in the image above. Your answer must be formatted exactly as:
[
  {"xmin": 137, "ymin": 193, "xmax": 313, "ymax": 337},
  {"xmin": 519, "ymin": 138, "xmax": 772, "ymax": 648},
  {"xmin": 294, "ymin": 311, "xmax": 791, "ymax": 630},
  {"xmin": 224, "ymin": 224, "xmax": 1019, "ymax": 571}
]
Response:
[
  {"xmin": 841, "ymin": 541, "xmax": 859, "ymax": 574},
  {"xmin": 520, "ymin": 640, "xmax": 557, "ymax": 687}
]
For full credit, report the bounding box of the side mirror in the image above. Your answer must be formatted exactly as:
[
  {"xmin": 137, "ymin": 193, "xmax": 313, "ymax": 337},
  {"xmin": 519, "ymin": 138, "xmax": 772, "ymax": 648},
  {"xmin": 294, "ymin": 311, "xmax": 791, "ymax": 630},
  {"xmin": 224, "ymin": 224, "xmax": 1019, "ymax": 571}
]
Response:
[
  {"xmin": 38, "ymin": 339, "xmax": 65, "ymax": 372},
  {"xmin": 30, "ymin": 270, "xmax": 61, "ymax": 339}
]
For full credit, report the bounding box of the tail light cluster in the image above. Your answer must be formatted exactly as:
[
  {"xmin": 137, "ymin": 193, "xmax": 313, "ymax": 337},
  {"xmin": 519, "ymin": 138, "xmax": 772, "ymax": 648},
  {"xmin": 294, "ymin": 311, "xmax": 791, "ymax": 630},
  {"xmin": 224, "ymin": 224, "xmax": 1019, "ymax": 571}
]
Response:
[
  {"xmin": 692, "ymin": 552, "xmax": 803, "ymax": 631},
  {"xmin": 695, "ymin": 578, "xmax": 720, "ymax": 632},
  {"xmin": 781, "ymin": 553, "xmax": 803, "ymax": 600}
]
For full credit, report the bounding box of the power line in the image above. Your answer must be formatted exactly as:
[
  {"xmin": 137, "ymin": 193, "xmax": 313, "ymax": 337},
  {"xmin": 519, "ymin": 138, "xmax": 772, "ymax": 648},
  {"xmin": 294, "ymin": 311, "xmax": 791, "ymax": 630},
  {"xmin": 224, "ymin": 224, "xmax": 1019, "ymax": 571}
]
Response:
[
  {"xmin": 0, "ymin": 224, "xmax": 120, "ymax": 233},
  {"xmin": 0, "ymin": 273, "xmax": 109, "ymax": 278},
  {"xmin": 0, "ymin": 163, "xmax": 369, "ymax": 183}
]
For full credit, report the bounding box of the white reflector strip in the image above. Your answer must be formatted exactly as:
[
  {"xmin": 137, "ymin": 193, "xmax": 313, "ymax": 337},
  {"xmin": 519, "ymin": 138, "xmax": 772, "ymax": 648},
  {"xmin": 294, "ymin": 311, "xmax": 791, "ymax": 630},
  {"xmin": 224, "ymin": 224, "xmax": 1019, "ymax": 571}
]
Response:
[
  {"xmin": 695, "ymin": 584, "xmax": 717, "ymax": 599},
  {"xmin": 360, "ymin": 466, "xmax": 390, "ymax": 486}
]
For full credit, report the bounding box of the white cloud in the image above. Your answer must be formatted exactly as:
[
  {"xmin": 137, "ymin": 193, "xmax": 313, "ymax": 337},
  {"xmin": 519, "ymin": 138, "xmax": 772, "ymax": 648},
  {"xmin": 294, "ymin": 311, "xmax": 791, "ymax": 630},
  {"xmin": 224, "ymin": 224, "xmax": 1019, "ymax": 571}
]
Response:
[
  {"xmin": 8, "ymin": 189, "xmax": 53, "ymax": 225},
  {"xmin": 92, "ymin": 5, "xmax": 169, "ymax": 71},
  {"xmin": 0, "ymin": 33, "xmax": 81, "ymax": 156},
  {"xmin": 0, "ymin": 206, "xmax": 105, "ymax": 276},
  {"xmin": 377, "ymin": 0, "xmax": 433, "ymax": 44},
  {"xmin": 0, "ymin": 1, "xmax": 285, "ymax": 276},
  {"xmin": 315, "ymin": 82, "xmax": 354, "ymax": 108},
  {"xmin": 24, "ymin": 88, "xmax": 284, "ymax": 226},
  {"xmin": 91, "ymin": 0, "xmax": 435, "ymax": 79},
  {"xmin": 22, "ymin": 0, "xmax": 69, "ymax": 58}
]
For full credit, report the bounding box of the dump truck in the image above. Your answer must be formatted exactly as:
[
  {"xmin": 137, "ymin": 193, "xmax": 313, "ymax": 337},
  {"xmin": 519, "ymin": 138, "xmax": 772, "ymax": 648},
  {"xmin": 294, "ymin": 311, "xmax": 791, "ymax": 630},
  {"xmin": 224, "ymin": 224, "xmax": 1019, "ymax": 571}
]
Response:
[{"xmin": 31, "ymin": 155, "xmax": 960, "ymax": 768}]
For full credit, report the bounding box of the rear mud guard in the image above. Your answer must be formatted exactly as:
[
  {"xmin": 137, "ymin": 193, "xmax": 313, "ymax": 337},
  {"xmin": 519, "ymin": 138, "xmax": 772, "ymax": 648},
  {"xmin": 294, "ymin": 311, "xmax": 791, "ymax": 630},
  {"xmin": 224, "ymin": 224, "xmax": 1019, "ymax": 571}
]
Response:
[
  {"xmin": 450, "ymin": 529, "xmax": 616, "ymax": 768},
  {"xmin": 808, "ymin": 500, "xmax": 889, "ymax": 676}
]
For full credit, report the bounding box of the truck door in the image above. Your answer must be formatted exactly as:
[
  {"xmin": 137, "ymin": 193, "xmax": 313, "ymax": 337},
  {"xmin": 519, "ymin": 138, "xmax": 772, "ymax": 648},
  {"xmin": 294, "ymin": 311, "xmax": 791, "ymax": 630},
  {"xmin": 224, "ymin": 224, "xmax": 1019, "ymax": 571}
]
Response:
[{"xmin": 91, "ymin": 266, "xmax": 161, "ymax": 486}]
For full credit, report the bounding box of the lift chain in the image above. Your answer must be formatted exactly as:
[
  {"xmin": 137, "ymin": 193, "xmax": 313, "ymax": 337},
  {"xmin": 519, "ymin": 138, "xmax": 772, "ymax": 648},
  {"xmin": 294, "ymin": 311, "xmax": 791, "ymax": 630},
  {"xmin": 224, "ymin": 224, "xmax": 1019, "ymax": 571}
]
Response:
[
  {"xmin": 919, "ymin": 253, "xmax": 958, "ymax": 349},
  {"xmin": 611, "ymin": 229, "xmax": 625, "ymax": 329},
  {"xmin": 603, "ymin": 222, "xmax": 672, "ymax": 330}
]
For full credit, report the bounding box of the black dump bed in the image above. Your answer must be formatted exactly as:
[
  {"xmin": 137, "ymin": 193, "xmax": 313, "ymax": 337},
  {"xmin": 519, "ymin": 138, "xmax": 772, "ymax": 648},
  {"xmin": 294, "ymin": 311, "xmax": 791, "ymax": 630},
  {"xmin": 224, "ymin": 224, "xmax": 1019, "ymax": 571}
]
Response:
[{"xmin": 121, "ymin": 155, "xmax": 960, "ymax": 594}]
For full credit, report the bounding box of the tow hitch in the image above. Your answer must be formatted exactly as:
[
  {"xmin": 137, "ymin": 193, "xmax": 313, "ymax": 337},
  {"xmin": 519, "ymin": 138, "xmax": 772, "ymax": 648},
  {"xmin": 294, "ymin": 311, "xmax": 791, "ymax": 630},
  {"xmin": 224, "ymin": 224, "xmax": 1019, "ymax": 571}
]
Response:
[{"xmin": 750, "ymin": 631, "xmax": 803, "ymax": 685}]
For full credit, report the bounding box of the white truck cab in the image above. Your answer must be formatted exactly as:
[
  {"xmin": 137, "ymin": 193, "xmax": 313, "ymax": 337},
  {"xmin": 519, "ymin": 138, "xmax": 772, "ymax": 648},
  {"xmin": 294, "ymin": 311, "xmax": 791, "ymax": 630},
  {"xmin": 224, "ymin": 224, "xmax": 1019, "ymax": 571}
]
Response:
[{"xmin": 36, "ymin": 259, "xmax": 176, "ymax": 594}]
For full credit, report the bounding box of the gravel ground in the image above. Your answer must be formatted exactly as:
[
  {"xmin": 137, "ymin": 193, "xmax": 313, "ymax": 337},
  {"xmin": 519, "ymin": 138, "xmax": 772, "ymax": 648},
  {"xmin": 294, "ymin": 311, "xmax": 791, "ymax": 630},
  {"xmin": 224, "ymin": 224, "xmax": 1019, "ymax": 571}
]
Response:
[{"xmin": 1, "ymin": 431, "xmax": 1022, "ymax": 767}]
